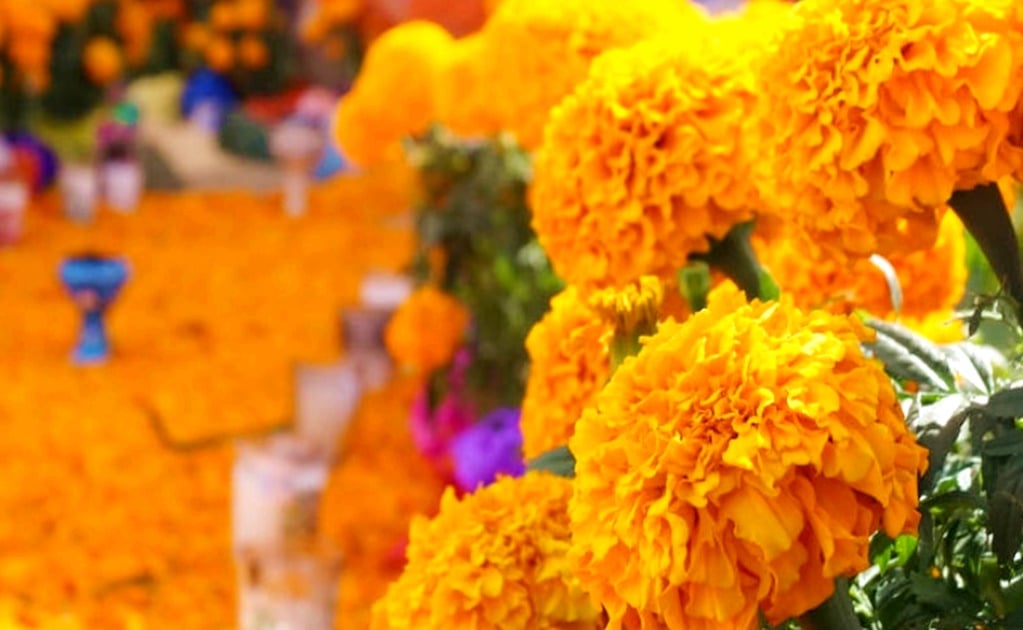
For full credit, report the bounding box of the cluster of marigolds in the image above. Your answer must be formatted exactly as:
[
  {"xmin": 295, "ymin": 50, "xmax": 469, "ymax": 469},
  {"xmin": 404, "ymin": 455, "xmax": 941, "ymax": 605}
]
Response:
[{"xmin": 341, "ymin": 0, "xmax": 1023, "ymax": 628}]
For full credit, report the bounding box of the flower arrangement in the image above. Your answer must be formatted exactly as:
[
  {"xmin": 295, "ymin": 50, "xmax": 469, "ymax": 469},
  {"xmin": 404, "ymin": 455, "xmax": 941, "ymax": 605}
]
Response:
[{"xmin": 359, "ymin": 2, "xmax": 1023, "ymax": 629}]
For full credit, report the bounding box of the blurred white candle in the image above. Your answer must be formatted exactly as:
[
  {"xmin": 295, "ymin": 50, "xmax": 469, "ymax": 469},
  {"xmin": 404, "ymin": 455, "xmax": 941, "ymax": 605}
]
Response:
[
  {"xmin": 102, "ymin": 160, "xmax": 144, "ymax": 213},
  {"xmin": 237, "ymin": 551, "xmax": 339, "ymax": 630},
  {"xmin": 232, "ymin": 434, "xmax": 329, "ymax": 555},
  {"xmin": 0, "ymin": 179, "xmax": 29, "ymax": 246},
  {"xmin": 61, "ymin": 164, "xmax": 99, "ymax": 224},
  {"xmin": 294, "ymin": 362, "xmax": 361, "ymax": 459}
]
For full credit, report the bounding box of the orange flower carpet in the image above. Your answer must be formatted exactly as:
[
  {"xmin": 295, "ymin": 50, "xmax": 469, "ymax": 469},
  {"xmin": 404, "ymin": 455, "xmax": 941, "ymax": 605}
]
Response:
[{"xmin": 0, "ymin": 169, "xmax": 414, "ymax": 628}]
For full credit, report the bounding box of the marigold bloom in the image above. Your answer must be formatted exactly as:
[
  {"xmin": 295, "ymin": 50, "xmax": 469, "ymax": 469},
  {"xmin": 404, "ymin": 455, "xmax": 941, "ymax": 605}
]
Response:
[
  {"xmin": 434, "ymin": 33, "xmax": 501, "ymax": 139},
  {"xmin": 570, "ymin": 285, "xmax": 928, "ymax": 629},
  {"xmin": 755, "ymin": 211, "xmax": 967, "ymax": 338},
  {"xmin": 474, "ymin": 0, "xmax": 704, "ymax": 149},
  {"xmin": 531, "ymin": 26, "xmax": 767, "ymax": 290},
  {"xmin": 371, "ymin": 473, "xmax": 603, "ymax": 630},
  {"xmin": 83, "ymin": 37, "xmax": 123, "ymax": 85},
  {"xmin": 756, "ymin": 0, "xmax": 1023, "ymax": 259},
  {"xmin": 385, "ymin": 286, "xmax": 469, "ymax": 374},
  {"xmin": 333, "ymin": 21, "xmax": 453, "ymax": 167},
  {"xmin": 520, "ymin": 287, "xmax": 612, "ymax": 459}
]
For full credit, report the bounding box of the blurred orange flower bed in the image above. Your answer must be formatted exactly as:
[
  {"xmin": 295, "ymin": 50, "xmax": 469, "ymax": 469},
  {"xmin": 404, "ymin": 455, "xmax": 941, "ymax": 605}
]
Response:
[{"xmin": 0, "ymin": 169, "xmax": 414, "ymax": 628}]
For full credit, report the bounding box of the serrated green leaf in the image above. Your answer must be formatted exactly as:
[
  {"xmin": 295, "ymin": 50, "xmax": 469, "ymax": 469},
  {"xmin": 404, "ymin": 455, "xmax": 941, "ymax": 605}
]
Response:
[
  {"xmin": 526, "ymin": 445, "xmax": 575, "ymax": 478},
  {"xmin": 866, "ymin": 318, "xmax": 955, "ymax": 390},
  {"xmin": 864, "ymin": 330, "xmax": 953, "ymax": 392}
]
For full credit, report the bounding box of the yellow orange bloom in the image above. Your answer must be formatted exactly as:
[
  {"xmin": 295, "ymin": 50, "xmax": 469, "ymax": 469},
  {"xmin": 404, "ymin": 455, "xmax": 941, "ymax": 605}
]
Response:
[
  {"xmin": 756, "ymin": 0, "xmax": 1023, "ymax": 260},
  {"xmin": 473, "ymin": 0, "xmax": 705, "ymax": 149},
  {"xmin": 531, "ymin": 26, "xmax": 766, "ymax": 290},
  {"xmin": 371, "ymin": 473, "xmax": 603, "ymax": 630},
  {"xmin": 238, "ymin": 34, "xmax": 269, "ymax": 69},
  {"xmin": 570, "ymin": 284, "xmax": 928, "ymax": 629},
  {"xmin": 434, "ymin": 33, "xmax": 501, "ymax": 140},
  {"xmin": 385, "ymin": 286, "xmax": 469, "ymax": 374},
  {"xmin": 333, "ymin": 21, "xmax": 453, "ymax": 167},
  {"xmin": 204, "ymin": 35, "xmax": 235, "ymax": 72},
  {"xmin": 755, "ymin": 211, "xmax": 967, "ymax": 339},
  {"xmin": 520, "ymin": 287, "xmax": 612, "ymax": 459},
  {"xmin": 83, "ymin": 37, "xmax": 123, "ymax": 85}
]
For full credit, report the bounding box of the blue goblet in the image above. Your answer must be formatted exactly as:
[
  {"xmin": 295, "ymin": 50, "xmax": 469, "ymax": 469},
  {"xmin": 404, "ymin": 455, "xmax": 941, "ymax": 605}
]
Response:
[{"xmin": 59, "ymin": 254, "xmax": 130, "ymax": 364}]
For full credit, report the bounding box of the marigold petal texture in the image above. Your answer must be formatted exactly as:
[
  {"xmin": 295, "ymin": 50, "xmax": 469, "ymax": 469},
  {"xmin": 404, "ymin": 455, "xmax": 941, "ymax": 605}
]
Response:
[
  {"xmin": 755, "ymin": 211, "xmax": 968, "ymax": 340},
  {"xmin": 333, "ymin": 21, "xmax": 453, "ymax": 167},
  {"xmin": 384, "ymin": 286, "xmax": 469, "ymax": 374},
  {"xmin": 474, "ymin": 0, "xmax": 706, "ymax": 149},
  {"xmin": 569, "ymin": 284, "xmax": 929, "ymax": 628},
  {"xmin": 520, "ymin": 288, "xmax": 612, "ymax": 460},
  {"xmin": 371, "ymin": 473, "xmax": 603, "ymax": 630},
  {"xmin": 531, "ymin": 21, "xmax": 770, "ymax": 290},
  {"xmin": 756, "ymin": 0, "xmax": 1023, "ymax": 259}
]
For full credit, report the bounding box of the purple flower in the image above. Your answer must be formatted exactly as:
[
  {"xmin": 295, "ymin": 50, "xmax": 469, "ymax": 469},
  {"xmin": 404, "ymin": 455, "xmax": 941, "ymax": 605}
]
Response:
[{"xmin": 450, "ymin": 408, "xmax": 525, "ymax": 492}]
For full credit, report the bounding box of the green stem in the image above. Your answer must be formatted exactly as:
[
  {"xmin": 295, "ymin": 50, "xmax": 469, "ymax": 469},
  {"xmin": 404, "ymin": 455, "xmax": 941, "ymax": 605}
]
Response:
[
  {"xmin": 698, "ymin": 221, "xmax": 769, "ymax": 301},
  {"xmin": 797, "ymin": 579, "xmax": 862, "ymax": 630},
  {"xmin": 949, "ymin": 182, "xmax": 1023, "ymax": 321}
]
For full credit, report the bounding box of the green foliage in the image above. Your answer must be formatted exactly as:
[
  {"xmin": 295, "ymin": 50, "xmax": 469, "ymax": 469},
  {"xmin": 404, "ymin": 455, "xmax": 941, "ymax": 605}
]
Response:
[
  {"xmin": 856, "ymin": 316, "xmax": 1023, "ymax": 628},
  {"xmin": 407, "ymin": 128, "xmax": 562, "ymax": 412},
  {"xmin": 526, "ymin": 446, "xmax": 575, "ymax": 478}
]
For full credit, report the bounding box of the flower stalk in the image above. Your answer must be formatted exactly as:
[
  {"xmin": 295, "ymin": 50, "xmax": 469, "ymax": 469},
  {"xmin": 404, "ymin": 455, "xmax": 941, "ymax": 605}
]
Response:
[
  {"xmin": 698, "ymin": 221, "xmax": 774, "ymax": 301},
  {"xmin": 948, "ymin": 182, "xmax": 1023, "ymax": 320}
]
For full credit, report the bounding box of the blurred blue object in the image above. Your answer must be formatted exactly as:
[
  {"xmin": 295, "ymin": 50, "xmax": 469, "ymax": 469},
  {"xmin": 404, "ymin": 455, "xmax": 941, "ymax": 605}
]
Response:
[
  {"xmin": 59, "ymin": 254, "xmax": 130, "ymax": 365},
  {"xmin": 181, "ymin": 70, "xmax": 238, "ymax": 131},
  {"xmin": 314, "ymin": 142, "xmax": 347, "ymax": 180}
]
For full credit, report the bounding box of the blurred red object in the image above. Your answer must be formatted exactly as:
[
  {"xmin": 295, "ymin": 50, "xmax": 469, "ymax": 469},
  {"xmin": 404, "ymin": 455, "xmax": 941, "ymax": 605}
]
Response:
[{"xmin": 242, "ymin": 87, "xmax": 308, "ymax": 125}]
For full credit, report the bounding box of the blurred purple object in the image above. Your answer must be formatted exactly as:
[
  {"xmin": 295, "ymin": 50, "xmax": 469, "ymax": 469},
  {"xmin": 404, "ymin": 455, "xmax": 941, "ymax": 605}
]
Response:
[
  {"xmin": 450, "ymin": 408, "xmax": 525, "ymax": 492},
  {"xmin": 5, "ymin": 132, "xmax": 57, "ymax": 192}
]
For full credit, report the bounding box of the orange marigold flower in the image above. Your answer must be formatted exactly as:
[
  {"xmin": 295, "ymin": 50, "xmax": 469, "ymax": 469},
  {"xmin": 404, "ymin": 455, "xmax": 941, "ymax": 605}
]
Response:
[
  {"xmin": 434, "ymin": 33, "xmax": 502, "ymax": 140},
  {"xmin": 756, "ymin": 0, "xmax": 1023, "ymax": 260},
  {"xmin": 371, "ymin": 473, "xmax": 603, "ymax": 630},
  {"xmin": 238, "ymin": 34, "xmax": 269, "ymax": 69},
  {"xmin": 204, "ymin": 35, "xmax": 235, "ymax": 72},
  {"xmin": 333, "ymin": 21, "xmax": 453, "ymax": 167},
  {"xmin": 521, "ymin": 279, "xmax": 690, "ymax": 461},
  {"xmin": 570, "ymin": 284, "xmax": 928, "ymax": 629},
  {"xmin": 384, "ymin": 286, "xmax": 469, "ymax": 374},
  {"xmin": 83, "ymin": 37, "xmax": 123, "ymax": 85},
  {"xmin": 472, "ymin": 0, "xmax": 705, "ymax": 149},
  {"xmin": 531, "ymin": 27, "xmax": 768, "ymax": 290},
  {"xmin": 520, "ymin": 287, "xmax": 612, "ymax": 459},
  {"xmin": 755, "ymin": 211, "xmax": 967, "ymax": 339}
]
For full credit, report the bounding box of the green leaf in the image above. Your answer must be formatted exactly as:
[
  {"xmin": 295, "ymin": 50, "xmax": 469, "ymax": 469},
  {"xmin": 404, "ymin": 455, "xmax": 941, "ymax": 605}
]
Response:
[
  {"xmin": 916, "ymin": 408, "xmax": 972, "ymax": 494},
  {"xmin": 864, "ymin": 330, "xmax": 953, "ymax": 392},
  {"xmin": 982, "ymin": 387, "xmax": 1023, "ymax": 420},
  {"xmin": 986, "ymin": 456, "xmax": 1023, "ymax": 564},
  {"xmin": 526, "ymin": 445, "xmax": 576, "ymax": 478},
  {"xmin": 865, "ymin": 318, "xmax": 955, "ymax": 389}
]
